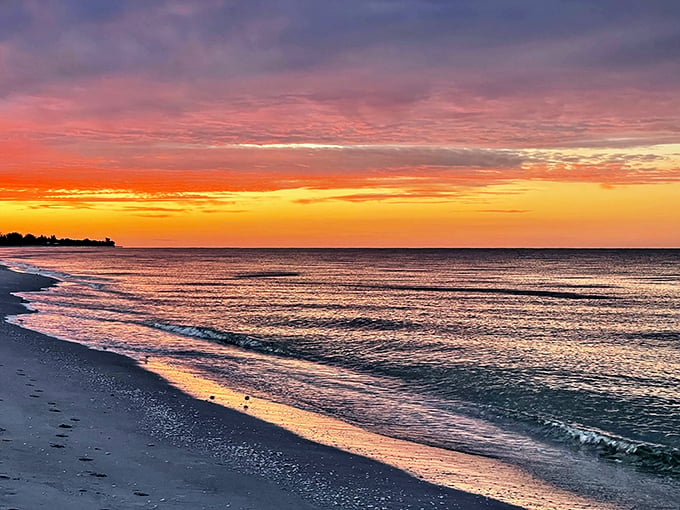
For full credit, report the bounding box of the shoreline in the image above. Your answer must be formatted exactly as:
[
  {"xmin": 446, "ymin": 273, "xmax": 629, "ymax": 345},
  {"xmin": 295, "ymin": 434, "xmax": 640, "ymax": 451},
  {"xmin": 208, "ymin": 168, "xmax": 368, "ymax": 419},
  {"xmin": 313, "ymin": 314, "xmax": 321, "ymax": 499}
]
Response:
[
  {"xmin": 146, "ymin": 361, "xmax": 618, "ymax": 510},
  {"xmin": 0, "ymin": 265, "xmax": 524, "ymax": 509}
]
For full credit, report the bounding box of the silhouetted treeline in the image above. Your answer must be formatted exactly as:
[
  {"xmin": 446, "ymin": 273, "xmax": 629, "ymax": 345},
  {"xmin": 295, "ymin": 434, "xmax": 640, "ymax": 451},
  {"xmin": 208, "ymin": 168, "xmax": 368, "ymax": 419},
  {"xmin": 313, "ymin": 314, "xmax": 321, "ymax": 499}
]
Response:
[{"xmin": 0, "ymin": 232, "xmax": 115, "ymax": 247}]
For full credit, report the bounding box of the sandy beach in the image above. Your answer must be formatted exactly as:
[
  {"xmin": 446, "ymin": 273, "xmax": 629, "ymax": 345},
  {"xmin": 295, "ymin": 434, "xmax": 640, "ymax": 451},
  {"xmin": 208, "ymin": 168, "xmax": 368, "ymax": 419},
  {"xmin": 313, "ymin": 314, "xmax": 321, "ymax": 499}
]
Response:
[{"xmin": 0, "ymin": 265, "xmax": 522, "ymax": 510}]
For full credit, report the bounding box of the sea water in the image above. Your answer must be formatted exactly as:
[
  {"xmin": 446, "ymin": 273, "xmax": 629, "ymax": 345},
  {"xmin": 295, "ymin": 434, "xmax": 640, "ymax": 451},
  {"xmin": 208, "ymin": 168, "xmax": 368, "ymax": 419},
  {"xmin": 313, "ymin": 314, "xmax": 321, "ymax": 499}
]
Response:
[{"xmin": 2, "ymin": 248, "xmax": 679, "ymax": 508}]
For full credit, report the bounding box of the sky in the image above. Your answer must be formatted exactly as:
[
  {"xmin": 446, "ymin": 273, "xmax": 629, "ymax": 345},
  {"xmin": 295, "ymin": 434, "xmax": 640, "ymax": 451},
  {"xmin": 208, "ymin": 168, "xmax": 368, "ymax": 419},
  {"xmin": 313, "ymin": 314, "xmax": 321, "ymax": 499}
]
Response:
[{"xmin": 1, "ymin": 0, "xmax": 679, "ymax": 247}]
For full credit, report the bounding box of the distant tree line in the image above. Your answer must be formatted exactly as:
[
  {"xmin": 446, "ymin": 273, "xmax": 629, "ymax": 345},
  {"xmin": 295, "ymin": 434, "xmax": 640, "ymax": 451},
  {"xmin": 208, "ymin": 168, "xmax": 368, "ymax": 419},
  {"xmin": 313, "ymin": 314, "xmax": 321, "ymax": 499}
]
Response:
[{"xmin": 0, "ymin": 232, "xmax": 115, "ymax": 247}]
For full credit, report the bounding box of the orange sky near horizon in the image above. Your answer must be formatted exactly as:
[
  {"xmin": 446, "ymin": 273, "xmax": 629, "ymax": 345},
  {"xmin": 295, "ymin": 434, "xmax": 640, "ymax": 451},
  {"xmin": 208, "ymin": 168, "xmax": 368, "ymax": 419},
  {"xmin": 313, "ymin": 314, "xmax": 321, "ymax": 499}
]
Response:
[
  {"xmin": 2, "ymin": 179, "xmax": 679, "ymax": 248},
  {"xmin": 1, "ymin": 2, "xmax": 679, "ymax": 247}
]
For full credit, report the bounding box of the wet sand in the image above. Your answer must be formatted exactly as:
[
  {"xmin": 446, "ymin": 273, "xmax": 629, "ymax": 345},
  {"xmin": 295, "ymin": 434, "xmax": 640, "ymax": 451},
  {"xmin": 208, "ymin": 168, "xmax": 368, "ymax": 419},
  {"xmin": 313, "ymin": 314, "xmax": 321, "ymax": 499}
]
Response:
[{"xmin": 0, "ymin": 265, "xmax": 522, "ymax": 510}]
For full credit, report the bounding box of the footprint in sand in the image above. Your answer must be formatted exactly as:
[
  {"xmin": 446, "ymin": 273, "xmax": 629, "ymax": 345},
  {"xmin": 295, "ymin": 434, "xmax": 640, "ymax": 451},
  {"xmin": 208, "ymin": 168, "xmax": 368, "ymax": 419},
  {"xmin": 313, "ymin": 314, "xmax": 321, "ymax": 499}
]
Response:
[{"xmin": 84, "ymin": 471, "xmax": 107, "ymax": 478}]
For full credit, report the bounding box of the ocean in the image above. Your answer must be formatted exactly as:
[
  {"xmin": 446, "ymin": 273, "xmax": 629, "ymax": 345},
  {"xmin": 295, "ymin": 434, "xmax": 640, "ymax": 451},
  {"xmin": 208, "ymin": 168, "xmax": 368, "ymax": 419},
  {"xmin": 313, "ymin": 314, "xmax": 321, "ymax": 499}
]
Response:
[{"xmin": 1, "ymin": 248, "xmax": 679, "ymax": 509}]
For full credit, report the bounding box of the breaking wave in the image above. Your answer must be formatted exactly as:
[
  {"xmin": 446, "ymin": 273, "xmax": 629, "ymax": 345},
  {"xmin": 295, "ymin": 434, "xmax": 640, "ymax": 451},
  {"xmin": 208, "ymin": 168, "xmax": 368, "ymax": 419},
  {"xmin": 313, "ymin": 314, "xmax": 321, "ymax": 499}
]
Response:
[
  {"xmin": 536, "ymin": 416, "xmax": 680, "ymax": 475},
  {"xmin": 150, "ymin": 322, "xmax": 292, "ymax": 356}
]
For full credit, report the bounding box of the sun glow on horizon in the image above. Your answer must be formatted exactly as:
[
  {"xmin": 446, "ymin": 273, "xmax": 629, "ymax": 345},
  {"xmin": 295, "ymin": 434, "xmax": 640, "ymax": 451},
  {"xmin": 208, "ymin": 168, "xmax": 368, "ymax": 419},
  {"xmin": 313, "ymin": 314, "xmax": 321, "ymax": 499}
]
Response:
[{"xmin": 2, "ymin": 179, "xmax": 678, "ymax": 248}]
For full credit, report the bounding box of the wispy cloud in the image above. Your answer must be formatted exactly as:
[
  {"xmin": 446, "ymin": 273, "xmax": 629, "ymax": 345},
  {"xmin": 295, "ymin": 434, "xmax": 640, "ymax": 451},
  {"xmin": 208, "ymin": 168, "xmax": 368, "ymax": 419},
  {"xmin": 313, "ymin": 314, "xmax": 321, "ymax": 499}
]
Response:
[
  {"xmin": 477, "ymin": 209, "xmax": 530, "ymax": 214},
  {"xmin": 120, "ymin": 206, "xmax": 186, "ymax": 213}
]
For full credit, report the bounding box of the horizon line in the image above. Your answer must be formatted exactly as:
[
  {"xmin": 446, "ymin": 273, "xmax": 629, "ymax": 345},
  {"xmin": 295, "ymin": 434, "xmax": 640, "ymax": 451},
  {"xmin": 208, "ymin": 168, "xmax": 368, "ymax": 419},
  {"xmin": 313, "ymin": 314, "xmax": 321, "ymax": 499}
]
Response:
[{"xmin": 112, "ymin": 246, "xmax": 680, "ymax": 250}]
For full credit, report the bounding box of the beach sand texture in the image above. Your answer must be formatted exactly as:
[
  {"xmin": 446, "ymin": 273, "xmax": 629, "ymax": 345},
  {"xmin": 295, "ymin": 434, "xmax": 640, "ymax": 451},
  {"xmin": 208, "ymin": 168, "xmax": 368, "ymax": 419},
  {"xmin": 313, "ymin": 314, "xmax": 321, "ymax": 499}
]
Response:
[{"xmin": 0, "ymin": 266, "xmax": 520, "ymax": 510}]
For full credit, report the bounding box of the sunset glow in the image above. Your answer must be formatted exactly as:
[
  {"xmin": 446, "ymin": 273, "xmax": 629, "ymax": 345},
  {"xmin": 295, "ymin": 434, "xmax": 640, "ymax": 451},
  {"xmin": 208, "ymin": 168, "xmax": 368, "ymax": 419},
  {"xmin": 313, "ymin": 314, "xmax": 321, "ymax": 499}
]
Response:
[{"xmin": 2, "ymin": 1, "xmax": 679, "ymax": 247}]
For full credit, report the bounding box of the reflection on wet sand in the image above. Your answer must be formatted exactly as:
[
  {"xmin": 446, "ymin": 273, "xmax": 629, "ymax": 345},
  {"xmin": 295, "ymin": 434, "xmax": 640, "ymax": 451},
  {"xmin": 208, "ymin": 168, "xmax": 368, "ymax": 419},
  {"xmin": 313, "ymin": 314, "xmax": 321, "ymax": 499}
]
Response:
[{"xmin": 148, "ymin": 360, "xmax": 614, "ymax": 510}]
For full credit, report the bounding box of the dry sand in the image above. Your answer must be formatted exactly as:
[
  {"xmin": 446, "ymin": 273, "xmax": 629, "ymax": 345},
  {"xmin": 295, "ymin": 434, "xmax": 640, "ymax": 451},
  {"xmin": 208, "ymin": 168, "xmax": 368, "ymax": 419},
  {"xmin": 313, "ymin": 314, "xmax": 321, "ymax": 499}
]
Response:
[{"xmin": 0, "ymin": 265, "xmax": 522, "ymax": 509}]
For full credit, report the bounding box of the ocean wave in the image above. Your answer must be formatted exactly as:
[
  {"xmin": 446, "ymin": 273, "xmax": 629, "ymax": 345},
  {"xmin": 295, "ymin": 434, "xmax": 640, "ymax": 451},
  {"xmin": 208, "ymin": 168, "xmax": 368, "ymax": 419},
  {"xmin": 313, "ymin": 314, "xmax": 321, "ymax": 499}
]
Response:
[
  {"xmin": 633, "ymin": 331, "xmax": 680, "ymax": 342},
  {"xmin": 1, "ymin": 261, "xmax": 107, "ymax": 289},
  {"xmin": 234, "ymin": 271, "xmax": 301, "ymax": 278},
  {"xmin": 2, "ymin": 261, "xmax": 73, "ymax": 282},
  {"xmin": 359, "ymin": 284, "xmax": 618, "ymax": 300},
  {"xmin": 278, "ymin": 316, "xmax": 415, "ymax": 332},
  {"xmin": 147, "ymin": 322, "xmax": 680, "ymax": 477},
  {"xmin": 150, "ymin": 322, "xmax": 292, "ymax": 356},
  {"xmin": 536, "ymin": 416, "xmax": 680, "ymax": 475},
  {"xmin": 539, "ymin": 283, "xmax": 618, "ymax": 289}
]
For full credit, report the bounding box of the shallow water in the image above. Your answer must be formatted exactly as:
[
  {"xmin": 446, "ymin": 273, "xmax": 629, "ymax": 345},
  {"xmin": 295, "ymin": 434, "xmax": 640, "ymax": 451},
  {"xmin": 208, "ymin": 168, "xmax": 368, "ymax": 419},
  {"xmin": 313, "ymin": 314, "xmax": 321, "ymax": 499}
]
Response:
[{"xmin": 2, "ymin": 248, "xmax": 679, "ymax": 508}]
